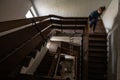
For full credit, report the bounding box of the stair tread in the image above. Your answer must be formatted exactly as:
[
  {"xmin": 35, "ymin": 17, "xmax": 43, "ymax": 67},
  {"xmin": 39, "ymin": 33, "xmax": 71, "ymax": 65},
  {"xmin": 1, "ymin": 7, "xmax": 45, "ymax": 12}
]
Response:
[
  {"xmin": 88, "ymin": 60, "xmax": 107, "ymax": 63},
  {"xmin": 88, "ymin": 75, "xmax": 106, "ymax": 80},
  {"xmin": 89, "ymin": 43, "xmax": 107, "ymax": 46},
  {"xmin": 88, "ymin": 70, "xmax": 107, "ymax": 73},
  {"xmin": 88, "ymin": 55, "xmax": 107, "ymax": 58},
  {"xmin": 89, "ymin": 48, "xmax": 107, "ymax": 51},
  {"xmin": 89, "ymin": 33, "xmax": 107, "ymax": 36},
  {"xmin": 88, "ymin": 33, "xmax": 107, "ymax": 80},
  {"xmin": 89, "ymin": 37, "xmax": 107, "ymax": 41}
]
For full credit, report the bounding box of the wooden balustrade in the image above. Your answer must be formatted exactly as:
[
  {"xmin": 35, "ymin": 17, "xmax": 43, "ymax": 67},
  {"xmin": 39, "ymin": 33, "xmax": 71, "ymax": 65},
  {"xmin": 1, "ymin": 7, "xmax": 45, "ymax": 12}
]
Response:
[
  {"xmin": 0, "ymin": 25, "xmax": 39, "ymax": 60},
  {"xmin": 0, "ymin": 16, "xmax": 49, "ymax": 32},
  {"xmin": 51, "ymin": 19, "xmax": 87, "ymax": 25},
  {"xmin": 0, "ymin": 15, "xmax": 88, "ymax": 79},
  {"xmin": 0, "ymin": 33, "xmax": 43, "ymax": 76}
]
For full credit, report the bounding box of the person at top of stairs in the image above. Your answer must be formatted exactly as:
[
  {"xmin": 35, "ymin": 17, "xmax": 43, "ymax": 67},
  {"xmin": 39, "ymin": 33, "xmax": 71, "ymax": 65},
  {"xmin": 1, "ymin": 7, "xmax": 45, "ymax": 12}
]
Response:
[{"xmin": 89, "ymin": 6, "xmax": 106, "ymax": 32}]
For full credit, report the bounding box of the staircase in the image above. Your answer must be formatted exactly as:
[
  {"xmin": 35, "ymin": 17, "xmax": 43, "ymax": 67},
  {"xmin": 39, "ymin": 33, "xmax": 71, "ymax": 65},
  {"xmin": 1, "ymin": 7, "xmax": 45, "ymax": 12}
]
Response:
[
  {"xmin": 0, "ymin": 15, "xmax": 109, "ymax": 80},
  {"xmin": 88, "ymin": 33, "xmax": 107, "ymax": 80},
  {"xmin": 34, "ymin": 51, "xmax": 54, "ymax": 77}
]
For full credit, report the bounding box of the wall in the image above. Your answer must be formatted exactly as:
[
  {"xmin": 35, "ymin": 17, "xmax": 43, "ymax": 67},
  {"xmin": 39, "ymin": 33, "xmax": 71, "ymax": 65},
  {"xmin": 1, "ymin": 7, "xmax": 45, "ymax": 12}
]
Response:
[
  {"xmin": 33, "ymin": 0, "xmax": 111, "ymax": 17},
  {"xmin": 102, "ymin": 0, "xmax": 119, "ymax": 32},
  {"xmin": 0, "ymin": 0, "xmax": 32, "ymax": 22},
  {"xmin": 115, "ymin": 2, "xmax": 120, "ymax": 80},
  {"xmin": 107, "ymin": 0, "xmax": 120, "ymax": 80}
]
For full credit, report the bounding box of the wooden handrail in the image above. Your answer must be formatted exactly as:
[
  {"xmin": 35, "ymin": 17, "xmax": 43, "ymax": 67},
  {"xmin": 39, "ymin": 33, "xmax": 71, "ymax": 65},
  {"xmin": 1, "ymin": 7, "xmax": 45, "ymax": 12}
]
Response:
[
  {"xmin": 49, "ymin": 14, "xmax": 88, "ymax": 20},
  {"xmin": 0, "ymin": 16, "xmax": 49, "ymax": 32},
  {"xmin": 51, "ymin": 19, "xmax": 87, "ymax": 25},
  {"xmin": 0, "ymin": 15, "xmax": 88, "ymax": 78},
  {"xmin": 0, "ymin": 15, "xmax": 88, "ymax": 33}
]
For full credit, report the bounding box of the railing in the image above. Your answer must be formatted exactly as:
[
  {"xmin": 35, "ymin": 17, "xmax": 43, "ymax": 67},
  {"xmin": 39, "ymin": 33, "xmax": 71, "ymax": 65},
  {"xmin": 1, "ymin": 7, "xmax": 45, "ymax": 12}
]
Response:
[
  {"xmin": 0, "ymin": 15, "xmax": 88, "ymax": 79},
  {"xmin": 82, "ymin": 19, "xmax": 89, "ymax": 80}
]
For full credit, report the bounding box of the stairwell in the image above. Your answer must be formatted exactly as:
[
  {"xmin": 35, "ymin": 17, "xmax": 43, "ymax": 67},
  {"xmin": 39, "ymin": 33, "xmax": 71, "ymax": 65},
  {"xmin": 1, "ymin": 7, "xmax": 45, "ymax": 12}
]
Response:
[
  {"xmin": 0, "ymin": 15, "xmax": 109, "ymax": 80},
  {"xmin": 88, "ymin": 33, "xmax": 107, "ymax": 80}
]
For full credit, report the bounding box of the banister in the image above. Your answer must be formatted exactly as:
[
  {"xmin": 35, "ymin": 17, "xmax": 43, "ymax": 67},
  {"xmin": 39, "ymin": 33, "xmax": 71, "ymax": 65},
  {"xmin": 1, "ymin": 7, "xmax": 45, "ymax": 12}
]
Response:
[
  {"xmin": 0, "ymin": 16, "xmax": 49, "ymax": 32},
  {"xmin": 49, "ymin": 14, "xmax": 88, "ymax": 20},
  {"xmin": 0, "ymin": 15, "xmax": 88, "ymax": 78},
  {"xmin": 0, "ymin": 32, "xmax": 43, "ymax": 76},
  {"xmin": 0, "ymin": 15, "xmax": 88, "ymax": 34}
]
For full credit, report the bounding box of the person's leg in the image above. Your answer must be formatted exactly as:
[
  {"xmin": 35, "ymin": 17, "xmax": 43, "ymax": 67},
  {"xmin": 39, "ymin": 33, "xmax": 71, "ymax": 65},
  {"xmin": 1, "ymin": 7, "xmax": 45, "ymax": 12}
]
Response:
[
  {"xmin": 89, "ymin": 21, "xmax": 93, "ymax": 28},
  {"xmin": 89, "ymin": 22, "xmax": 93, "ymax": 33}
]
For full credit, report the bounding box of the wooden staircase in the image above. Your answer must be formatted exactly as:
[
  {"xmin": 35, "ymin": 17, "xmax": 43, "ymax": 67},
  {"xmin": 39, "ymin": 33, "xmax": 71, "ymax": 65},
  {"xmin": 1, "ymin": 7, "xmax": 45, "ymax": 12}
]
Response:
[
  {"xmin": 34, "ymin": 51, "xmax": 54, "ymax": 77},
  {"xmin": 0, "ymin": 14, "xmax": 109, "ymax": 80},
  {"xmin": 88, "ymin": 33, "xmax": 107, "ymax": 80}
]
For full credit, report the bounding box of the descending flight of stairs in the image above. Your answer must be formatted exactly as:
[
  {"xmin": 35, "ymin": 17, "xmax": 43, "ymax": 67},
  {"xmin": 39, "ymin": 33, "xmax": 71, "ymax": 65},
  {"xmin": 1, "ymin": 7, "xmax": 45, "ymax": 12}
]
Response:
[
  {"xmin": 34, "ymin": 51, "xmax": 54, "ymax": 77},
  {"xmin": 88, "ymin": 33, "xmax": 107, "ymax": 80}
]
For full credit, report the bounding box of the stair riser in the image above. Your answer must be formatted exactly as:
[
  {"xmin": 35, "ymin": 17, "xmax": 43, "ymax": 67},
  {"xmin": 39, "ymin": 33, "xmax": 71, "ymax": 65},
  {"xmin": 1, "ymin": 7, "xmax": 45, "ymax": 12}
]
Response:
[
  {"xmin": 89, "ymin": 51, "xmax": 107, "ymax": 53},
  {"xmin": 89, "ymin": 46, "xmax": 107, "ymax": 49},
  {"xmin": 88, "ymin": 52, "xmax": 107, "ymax": 56},
  {"xmin": 88, "ymin": 34, "xmax": 107, "ymax": 80},
  {"xmin": 89, "ymin": 35, "xmax": 107, "ymax": 38},
  {"xmin": 89, "ymin": 40, "xmax": 107, "ymax": 45}
]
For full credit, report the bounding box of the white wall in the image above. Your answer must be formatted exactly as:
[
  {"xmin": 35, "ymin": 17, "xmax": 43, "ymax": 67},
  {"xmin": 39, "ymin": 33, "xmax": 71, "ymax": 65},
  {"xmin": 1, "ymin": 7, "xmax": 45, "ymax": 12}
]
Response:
[
  {"xmin": 0, "ymin": 0, "xmax": 32, "ymax": 21},
  {"xmin": 106, "ymin": 1, "xmax": 120, "ymax": 80},
  {"xmin": 102, "ymin": 0, "xmax": 119, "ymax": 32},
  {"xmin": 33, "ymin": 0, "xmax": 111, "ymax": 17}
]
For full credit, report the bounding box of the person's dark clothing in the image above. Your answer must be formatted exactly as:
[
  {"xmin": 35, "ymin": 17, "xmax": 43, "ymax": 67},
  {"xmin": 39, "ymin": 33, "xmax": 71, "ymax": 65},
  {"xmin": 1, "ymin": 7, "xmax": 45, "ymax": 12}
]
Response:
[{"xmin": 89, "ymin": 10, "xmax": 101, "ymax": 32}]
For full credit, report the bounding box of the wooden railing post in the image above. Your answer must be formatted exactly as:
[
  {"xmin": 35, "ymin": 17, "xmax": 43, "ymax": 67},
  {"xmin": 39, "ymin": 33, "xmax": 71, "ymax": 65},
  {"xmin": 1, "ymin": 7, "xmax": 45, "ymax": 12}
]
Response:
[{"xmin": 82, "ymin": 19, "xmax": 89, "ymax": 80}]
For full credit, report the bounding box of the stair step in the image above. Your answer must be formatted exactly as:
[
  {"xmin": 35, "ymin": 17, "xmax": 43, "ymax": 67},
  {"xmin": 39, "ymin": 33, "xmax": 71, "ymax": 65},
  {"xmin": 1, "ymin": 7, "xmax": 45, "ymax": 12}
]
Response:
[
  {"xmin": 89, "ymin": 35, "xmax": 107, "ymax": 40},
  {"xmin": 88, "ymin": 33, "xmax": 107, "ymax": 80},
  {"xmin": 88, "ymin": 63, "xmax": 107, "ymax": 69},
  {"xmin": 89, "ymin": 48, "xmax": 107, "ymax": 52},
  {"xmin": 89, "ymin": 50, "xmax": 107, "ymax": 59},
  {"xmin": 88, "ymin": 73, "xmax": 106, "ymax": 80},
  {"xmin": 89, "ymin": 37, "xmax": 107, "ymax": 45},
  {"xmin": 88, "ymin": 69, "xmax": 107, "ymax": 74},
  {"xmin": 34, "ymin": 52, "xmax": 54, "ymax": 76},
  {"xmin": 89, "ymin": 43, "xmax": 107, "ymax": 47},
  {"xmin": 88, "ymin": 67, "xmax": 106, "ymax": 71},
  {"xmin": 88, "ymin": 56, "xmax": 107, "ymax": 59},
  {"xmin": 89, "ymin": 37, "xmax": 107, "ymax": 41},
  {"xmin": 89, "ymin": 47, "xmax": 107, "ymax": 52},
  {"xmin": 89, "ymin": 33, "xmax": 107, "ymax": 37},
  {"xmin": 88, "ymin": 60, "xmax": 107, "ymax": 63},
  {"xmin": 88, "ymin": 54, "xmax": 107, "ymax": 58},
  {"xmin": 89, "ymin": 43, "xmax": 107, "ymax": 46},
  {"xmin": 89, "ymin": 50, "xmax": 107, "ymax": 53}
]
